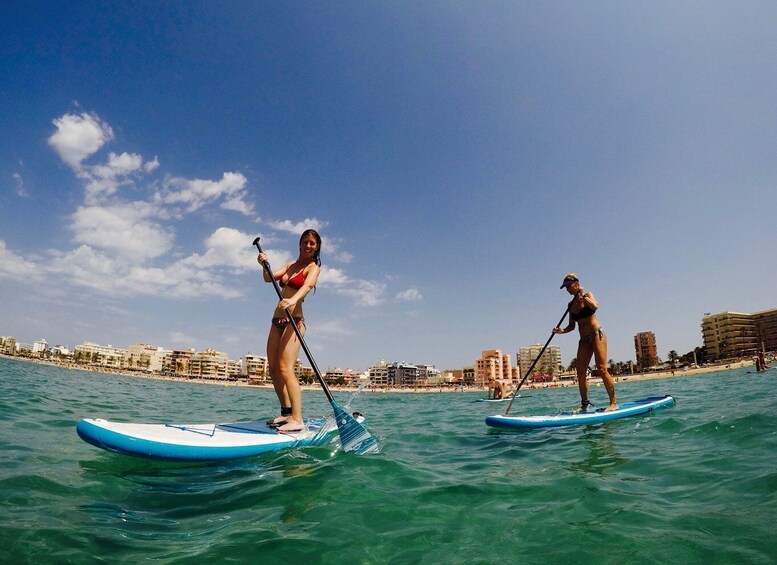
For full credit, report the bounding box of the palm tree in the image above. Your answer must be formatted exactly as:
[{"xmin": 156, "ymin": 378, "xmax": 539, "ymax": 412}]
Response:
[{"xmin": 718, "ymin": 341, "xmax": 728, "ymax": 361}]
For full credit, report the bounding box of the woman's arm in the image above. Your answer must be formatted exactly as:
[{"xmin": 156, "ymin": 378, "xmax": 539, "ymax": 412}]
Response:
[
  {"xmin": 279, "ymin": 264, "xmax": 321, "ymax": 309},
  {"xmin": 257, "ymin": 254, "xmax": 291, "ymax": 283},
  {"xmin": 580, "ymin": 290, "xmax": 598, "ymax": 311},
  {"xmin": 554, "ymin": 316, "xmax": 576, "ymax": 334}
]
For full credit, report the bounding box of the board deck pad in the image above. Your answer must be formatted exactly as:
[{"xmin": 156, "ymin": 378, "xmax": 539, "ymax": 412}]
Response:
[
  {"xmin": 77, "ymin": 415, "xmax": 351, "ymax": 461},
  {"xmin": 485, "ymin": 395, "xmax": 676, "ymax": 429}
]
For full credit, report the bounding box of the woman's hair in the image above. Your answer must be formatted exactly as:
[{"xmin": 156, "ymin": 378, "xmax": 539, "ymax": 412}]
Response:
[{"xmin": 300, "ymin": 229, "xmax": 322, "ymax": 266}]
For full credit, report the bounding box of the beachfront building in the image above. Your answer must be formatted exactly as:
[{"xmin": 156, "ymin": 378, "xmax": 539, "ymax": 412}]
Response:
[
  {"xmin": 227, "ymin": 360, "xmax": 241, "ymax": 379},
  {"xmin": 366, "ymin": 361, "xmax": 435, "ymax": 387},
  {"xmin": 416, "ymin": 364, "xmax": 441, "ymax": 383},
  {"xmin": 127, "ymin": 343, "xmax": 159, "ymax": 371},
  {"xmin": 753, "ymin": 308, "xmax": 777, "ymax": 353},
  {"xmin": 241, "ymin": 353, "xmax": 268, "ymax": 380},
  {"xmin": 634, "ymin": 331, "xmax": 659, "ymax": 368},
  {"xmin": 462, "ymin": 366, "xmax": 475, "ymax": 386},
  {"xmin": 51, "ymin": 345, "xmax": 72, "ymax": 358},
  {"xmin": 32, "ymin": 339, "xmax": 49, "ymax": 356},
  {"xmin": 74, "ymin": 342, "xmax": 129, "ymax": 369},
  {"xmin": 189, "ymin": 348, "xmax": 229, "ymax": 380},
  {"xmin": 390, "ymin": 363, "xmax": 420, "ymax": 386},
  {"xmin": 701, "ymin": 308, "xmax": 777, "ymax": 360},
  {"xmin": 147, "ymin": 347, "xmax": 169, "ymax": 374},
  {"xmin": 162, "ymin": 348, "xmax": 195, "ymax": 376},
  {"xmin": 475, "ymin": 349, "xmax": 513, "ymax": 387},
  {"xmin": 367, "ymin": 361, "xmax": 390, "ymax": 387},
  {"xmin": 0, "ymin": 336, "xmax": 17, "ymax": 355},
  {"xmin": 324, "ymin": 367, "xmax": 361, "ymax": 386},
  {"xmin": 298, "ymin": 364, "xmax": 314, "ymax": 382},
  {"xmin": 517, "ymin": 344, "xmax": 562, "ymax": 380},
  {"xmin": 702, "ymin": 312, "xmax": 759, "ymax": 361}
]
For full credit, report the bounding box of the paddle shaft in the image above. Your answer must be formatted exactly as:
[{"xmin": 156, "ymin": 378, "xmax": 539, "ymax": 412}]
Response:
[
  {"xmin": 504, "ymin": 308, "xmax": 569, "ymax": 415},
  {"xmin": 253, "ymin": 238, "xmax": 335, "ymax": 404}
]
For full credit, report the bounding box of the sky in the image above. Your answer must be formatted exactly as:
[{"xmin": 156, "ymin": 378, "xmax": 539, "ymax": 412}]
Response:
[{"xmin": 2, "ymin": 2, "xmax": 776, "ymax": 371}]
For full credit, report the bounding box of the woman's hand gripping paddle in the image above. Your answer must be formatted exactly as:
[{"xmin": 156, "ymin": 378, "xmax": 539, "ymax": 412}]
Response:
[
  {"xmin": 253, "ymin": 237, "xmax": 379, "ymax": 454},
  {"xmin": 504, "ymin": 309, "xmax": 569, "ymax": 415}
]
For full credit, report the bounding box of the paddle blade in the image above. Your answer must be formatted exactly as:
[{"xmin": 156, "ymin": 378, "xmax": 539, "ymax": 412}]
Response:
[{"xmin": 332, "ymin": 402, "xmax": 379, "ymax": 455}]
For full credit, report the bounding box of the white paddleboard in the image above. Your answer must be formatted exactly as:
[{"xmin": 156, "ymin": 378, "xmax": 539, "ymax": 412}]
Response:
[{"xmin": 77, "ymin": 415, "xmax": 351, "ymax": 461}]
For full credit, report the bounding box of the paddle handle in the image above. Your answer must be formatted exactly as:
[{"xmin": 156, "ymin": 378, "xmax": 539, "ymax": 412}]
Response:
[
  {"xmin": 253, "ymin": 237, "xmax": 334, "ymax": 404},
  {"xmin": 504, "ymin": 308, "xmax": 569, "ymax": 415}
]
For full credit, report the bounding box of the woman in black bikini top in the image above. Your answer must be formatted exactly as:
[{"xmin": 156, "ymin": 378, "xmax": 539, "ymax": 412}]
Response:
[
  {"xmin": 552, "ymin": 273, "xmax": 618, "ymax": 412},
  {"xmin": 256, "ymin": 229, "xmax": 321, "ymax": 433}
]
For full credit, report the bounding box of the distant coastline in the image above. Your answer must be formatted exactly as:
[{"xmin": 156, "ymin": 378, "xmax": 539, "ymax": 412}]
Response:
[{"xmin": 1, "ymin": 353, "xmax": 758, "ymax": 394}]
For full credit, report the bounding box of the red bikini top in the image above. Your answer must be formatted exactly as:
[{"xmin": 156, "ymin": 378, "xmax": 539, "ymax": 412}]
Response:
[{"xmin": 280, "ymin": 270, "xmax": 306, "ymax": 289}]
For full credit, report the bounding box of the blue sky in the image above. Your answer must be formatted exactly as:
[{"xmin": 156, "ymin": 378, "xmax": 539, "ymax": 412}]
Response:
[{"xmin": 2, "ymin": 2, "xmax": 776, "ymax": 371}]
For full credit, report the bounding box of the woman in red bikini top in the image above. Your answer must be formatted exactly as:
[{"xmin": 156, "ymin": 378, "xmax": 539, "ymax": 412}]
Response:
[
  {"xmin": 552, "ymin": 273, "xmax": 618, "ymax": 412},
  {"xmin": 256, "ymin": 229, "xmax": 321, "ymax": 433}
]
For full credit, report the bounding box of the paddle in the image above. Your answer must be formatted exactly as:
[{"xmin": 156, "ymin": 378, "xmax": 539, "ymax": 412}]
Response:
[
  {"xmin": 504, "ymin": 308, "xmax": 569, "ymax": 415},
  {"xmin": 253, "ymin": 237, "xmax": 379, "ymax": 454}
]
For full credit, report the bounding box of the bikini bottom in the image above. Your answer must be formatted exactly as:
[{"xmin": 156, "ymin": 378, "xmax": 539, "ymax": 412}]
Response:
[
  {"xmin": 579, "ymin": 327, "xmax": 605, "ymax": 346},
  {"xmin": 271, "ymin": 316, "xmax": 305, "ymax": 332}
]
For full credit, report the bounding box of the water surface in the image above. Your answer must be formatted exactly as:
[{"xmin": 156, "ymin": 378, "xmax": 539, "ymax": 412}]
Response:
[{"xmin": 1, "ymin": 357, "xmax": 775, "ymax": 563}]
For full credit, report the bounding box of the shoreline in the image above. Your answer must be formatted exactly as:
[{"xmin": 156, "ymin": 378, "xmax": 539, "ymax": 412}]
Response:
[{"xmin": 1, "ymin": 353, "xmax": 758, "ymax": 394}]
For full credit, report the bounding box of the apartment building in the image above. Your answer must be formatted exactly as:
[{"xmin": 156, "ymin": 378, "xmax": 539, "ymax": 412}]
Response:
[
  {"xmin": 702, "ymin": 309, "xmax": 777, "ymax": 360},
  {"xmin": 189, "ymin": 348, "xmax": 229, "ymax": 380},
  {"xmin": 475, "ymin": 349, "xmax": 513, "ymax": 387},
  {"xmin": 634, "ymin": 331, "xmax": 658, "ymax": 367},
  {"xmin": 162, "ymin": 348, "xmax": 195, "ymax": 376},
  {"xmin": 74, "ymin": 342, "xmax": 128, "ymax": 368},
  {"xmin": 517, "ymin": 344, "xmax": 562, "ymax": 378},
  {"xmin": 241, "ymin": 353, "xmax": 268, "ymax": 379},
  {"xmin": 752, "ymin": 308, "xmax": 777, "ymax": 353},
  {"xmin": 127, "ymin": 342, "xmax": 159, "ymax": 371}
]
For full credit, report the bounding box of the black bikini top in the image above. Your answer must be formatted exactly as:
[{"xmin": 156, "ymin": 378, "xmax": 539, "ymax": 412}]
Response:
[{"xmin": 571, "ymin": 305, "xmax": 596, "ymax": 321}]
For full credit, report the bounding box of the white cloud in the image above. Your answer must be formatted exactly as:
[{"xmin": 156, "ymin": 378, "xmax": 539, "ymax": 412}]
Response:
[
  {"xmin": 267, "ymin": 218, "xmax": 327, "ymax": 234},
  {"xmin": 156, "ymin": 172, "xmax": 253, "ymax": 215},
  {"xmin": 48, "ymin": 112, "xmax": 160, "ymax": 204},
  {"xmin": 12, "ymin": 172, "xmax": 27, "ymax": 197},
  {"xmin": 181, "ymin": 227, "xmax": 264, "ymax": 271},
  {"xmin": 315, "ymin": 318, "xmax": 356, "ymax": 338},
  {"xmin": 144, "ymin": 157, "xmax": 160, "ymax": 172},
  {"xmin": 70, "ymin": 204, "xmax": 174, "ymax": 263},
  {"xmin": 37, "ymin": 109, "xmax": 383, "ymax": 309},
  {"xmin": 46, "ymin": 244, "xmax": 242, "ymax": 300},
  {"xmin": 0, "ymin": 240, "xmax": 41, "ymax": 282},
  {"xmin": 396, "ymin": 287, "xmax": 423, "ymax": 302},
  {"xmin": 48, "ymin": 112, "xmax": 114, "ymax": 169},
  {"xmin": 84, "ymin": 151, "xmax": 147, "ymax": 201},
  {"xmin": 318, "ymin": 266, "xmax": 386, "ymax": 306},
  {"xmin": 168, "ymin": 331, "xmax": 198, "ymax": 347}
]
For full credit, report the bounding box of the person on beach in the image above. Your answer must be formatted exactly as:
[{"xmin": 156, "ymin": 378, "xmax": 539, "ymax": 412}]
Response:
[
  {"xmin": 553, "ymin": 273, "xmax": 618, "ymax": 412},
  {"xmin": 257, "ymin": 229, "xmax": 321, "ymax": 433}
]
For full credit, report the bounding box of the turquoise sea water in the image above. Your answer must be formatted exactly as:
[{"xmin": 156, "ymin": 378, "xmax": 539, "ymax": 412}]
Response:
[{"xmin": 1, "ymin": 356, "xmax": 776, "ymax": 564}]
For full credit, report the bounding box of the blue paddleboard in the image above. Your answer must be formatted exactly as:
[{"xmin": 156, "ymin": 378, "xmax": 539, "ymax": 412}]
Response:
[
  {"xmin": 485, "ymin": 395, "xmax": 676, "ymax": 429},
  {"xmin": 77, "ymin": 415, "xmax": 353, "ymax": 461}
]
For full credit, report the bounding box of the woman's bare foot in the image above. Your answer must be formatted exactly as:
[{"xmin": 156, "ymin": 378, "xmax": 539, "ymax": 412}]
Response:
[
  {"xmin": 572, "ymin": 400, "xmax": 593, "ymax": 414},
  {"xmin": 604, "ymin": 402, "xmax": 619, "ymax": 412},
  {"xmin": 276, "ymin": 419, "xmax": 305, "ymax": 433},
  {"xmin": 266, "ymin": 416, "xmax": 287, "ymax": 426}
]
